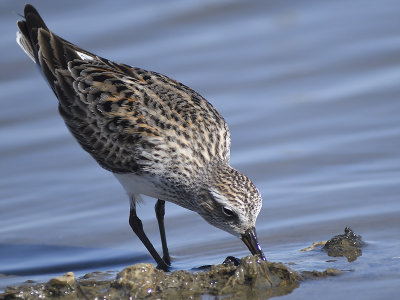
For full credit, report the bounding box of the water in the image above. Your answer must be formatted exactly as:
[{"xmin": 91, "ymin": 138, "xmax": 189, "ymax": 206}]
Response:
[{"xmin": 1, "ymin": 0, "xmax": 400, "ymax": 298}]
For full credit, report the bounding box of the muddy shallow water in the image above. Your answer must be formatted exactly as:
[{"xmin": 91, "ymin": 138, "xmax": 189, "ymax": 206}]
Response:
[
  {"xmin": 0, "ymin": 228, "xmax": 362, "ymax": 299},
  {"xmin": 1, "ymin": 0, "xmax": 400, "ymax": 299},
  {"xmin": 1, "ymin": 256, "xmax": 302, "ymax": 299}
]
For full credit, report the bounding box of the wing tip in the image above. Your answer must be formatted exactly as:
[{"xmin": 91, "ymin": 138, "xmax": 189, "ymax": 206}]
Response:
[
  {"xmin": 23, "ymin": 4, "xmax": 48, "ymax": 30},
  {"xmin": 16, "ymin": 29, "xmax": 35, "ymax": 62},
  {"xmin": 16, "ymin": 4, "xmax": 49, "ymax": 63}
]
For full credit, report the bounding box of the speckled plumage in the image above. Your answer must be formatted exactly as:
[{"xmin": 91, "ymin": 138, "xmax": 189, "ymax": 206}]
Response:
[{"xmin": 17, "ymin": 4, "xmax": 265, "ymax": 268}]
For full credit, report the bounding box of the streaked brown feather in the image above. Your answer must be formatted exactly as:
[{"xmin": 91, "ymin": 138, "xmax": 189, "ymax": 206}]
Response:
[{"xmin": 17, "ymin": 4, "xmax": 231, "ymax": 176}]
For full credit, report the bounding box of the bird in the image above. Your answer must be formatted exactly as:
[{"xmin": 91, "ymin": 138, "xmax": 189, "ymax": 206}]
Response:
[{"xmin": 16, "ymin": 4, "xmax": 265, "ymax": 270}]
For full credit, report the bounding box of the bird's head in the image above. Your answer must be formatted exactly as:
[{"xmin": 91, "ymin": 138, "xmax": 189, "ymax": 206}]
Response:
[{"xmin": 197, "ymin": 162, "xmax": 265, "ymax": 260}]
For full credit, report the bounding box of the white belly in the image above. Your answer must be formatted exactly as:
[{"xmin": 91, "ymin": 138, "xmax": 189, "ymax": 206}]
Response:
[
  {"xmin": 114, "ymin": 173, "xmax": 196, "ymax": 212},
  {"xmin": 114, "ymin": 173, "xmax": 161, "ymax": 199}
]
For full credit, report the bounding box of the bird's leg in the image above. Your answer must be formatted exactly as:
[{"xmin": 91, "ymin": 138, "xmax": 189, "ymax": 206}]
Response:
[
  {"xmin": 129, "ymin": 203, "xmax": 169, "ymax": 271},
  {"xmin": 155, "ymin": 199, "xmax": 171, "ymax": 265}
]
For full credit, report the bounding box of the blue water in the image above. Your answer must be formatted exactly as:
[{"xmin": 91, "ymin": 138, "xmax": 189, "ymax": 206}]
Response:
[{"xmin": 1, "ymin": 0, "xmax": 400, "ymax": 298}]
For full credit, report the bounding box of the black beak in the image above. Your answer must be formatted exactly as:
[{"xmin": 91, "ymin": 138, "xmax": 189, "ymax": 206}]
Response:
[{"xmin": 241, "ymin": 227, "xmax": 266, "ymax": 261}]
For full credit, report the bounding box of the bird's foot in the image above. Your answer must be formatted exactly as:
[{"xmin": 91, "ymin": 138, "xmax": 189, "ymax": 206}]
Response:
[{"xmin": 156, "ymin": 260, "xmax": 170, "ymax": 272}]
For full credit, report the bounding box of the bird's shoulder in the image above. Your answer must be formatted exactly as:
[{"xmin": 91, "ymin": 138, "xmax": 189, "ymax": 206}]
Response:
[{"xmin": 58, "ymin": 57, "xmax": 231, "ymax": 173}]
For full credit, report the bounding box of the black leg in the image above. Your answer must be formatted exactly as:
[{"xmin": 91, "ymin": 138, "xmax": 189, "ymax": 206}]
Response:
[
  {"xmin": 129, "ymin": 204, "xmax": 169, "ymax": 271},
  {"xmin": 155, "ymin": 199, "xmax": 171, "ymax": 265}
]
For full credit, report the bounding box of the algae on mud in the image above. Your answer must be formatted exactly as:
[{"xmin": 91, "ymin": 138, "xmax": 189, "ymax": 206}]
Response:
[
  {"xmin": 2, "ymin": 256, "xmax": 302, "ymax": 299},
  {"xmin": 1, "ymin": 227, "xmax": 363, "ymax": 299},
  {"xmin": 301, "ymin": 226, "xmax": 364, "ymax": 263},
  {"xmin": 323, "ymin": 227, "xmax": 363, "ymax": 262}
]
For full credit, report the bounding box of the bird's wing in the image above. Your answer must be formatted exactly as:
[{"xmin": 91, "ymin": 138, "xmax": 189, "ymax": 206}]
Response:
[{"xmin": 17, "ymin": 4, "xmax": 231, "ymax": 174}]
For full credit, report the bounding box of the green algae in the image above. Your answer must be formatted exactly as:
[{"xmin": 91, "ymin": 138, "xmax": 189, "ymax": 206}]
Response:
[
  {"xmin": 323, "ymin": 227, "xmax": 363, "ymax": 262},
  {"xmin": 1, "ymin": 256, "xmax": 303, "ymax": 299},
  {"xmin": 2, "ymin": 227, "xmax": 362, "ymax": 300}
]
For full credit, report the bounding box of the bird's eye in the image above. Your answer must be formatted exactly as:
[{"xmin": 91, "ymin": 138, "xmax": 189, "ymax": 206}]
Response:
[{"xmin": 222, "ymin": 207, "xmax": 235, "ymax": 217}]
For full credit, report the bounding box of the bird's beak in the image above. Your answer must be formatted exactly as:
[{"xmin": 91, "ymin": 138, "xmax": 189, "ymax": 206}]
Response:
[{"xmin": 241, "ymin": 227, "xmax": 266, "ymax": 260}]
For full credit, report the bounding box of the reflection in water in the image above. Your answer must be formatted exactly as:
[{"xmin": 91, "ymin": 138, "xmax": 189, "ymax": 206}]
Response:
[{"xmin": 0, "ymin": 243, "xmax": 145, "ymax": 277}]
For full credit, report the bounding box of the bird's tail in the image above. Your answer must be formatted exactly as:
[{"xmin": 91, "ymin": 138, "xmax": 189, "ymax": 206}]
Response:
[
  {"xmin": 16, "ymin": 4, "xmax": 49, "ymax": 64},
  {"xmin": 16, "ymin": 4, "xmax": 96, "ymax": 93}
]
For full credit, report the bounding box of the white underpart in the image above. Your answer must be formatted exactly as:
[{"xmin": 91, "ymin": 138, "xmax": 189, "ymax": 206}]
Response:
[
  {"xmin": 114, "ymin": 173, "xmax": 162, "ymax": 207},
  {"xmin": 76, "ymin": 50, "xmax": 94, "ymax": 61},
  {"xmin": 16, "ymin": 31, "xmax": 35, "ymax": 62}
]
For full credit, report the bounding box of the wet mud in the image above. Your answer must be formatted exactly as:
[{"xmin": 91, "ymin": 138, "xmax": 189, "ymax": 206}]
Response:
[
  {"xmin": 1, "ymin": 228, "xmax": 362, "ymax": 299},
  {"xmin": 323, "ymin": 227, "xmax": 363, "ymax": 262},
  {"xmin": 1, "ymin": 256, "xmax": 302, "ymax": 299}
]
